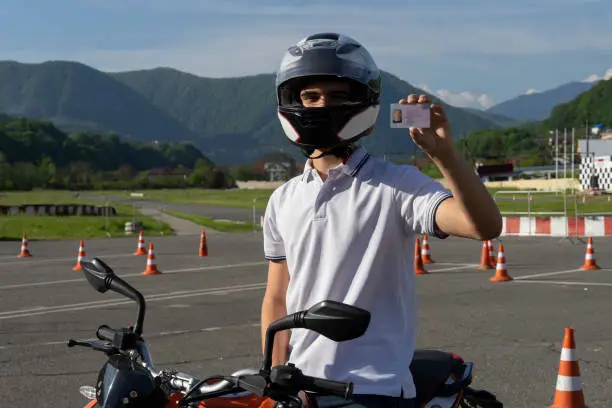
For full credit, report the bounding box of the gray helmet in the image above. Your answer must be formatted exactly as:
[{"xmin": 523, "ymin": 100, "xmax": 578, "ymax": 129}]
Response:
[{"xmin": 275, "ymin": 33, "xmax": 382, "ymax": 156}]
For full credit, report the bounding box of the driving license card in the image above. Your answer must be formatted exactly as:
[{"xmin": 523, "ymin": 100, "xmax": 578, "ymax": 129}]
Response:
[{"xmin": 390, "ymin": 103, "xmax": 430, "ymax": 128}]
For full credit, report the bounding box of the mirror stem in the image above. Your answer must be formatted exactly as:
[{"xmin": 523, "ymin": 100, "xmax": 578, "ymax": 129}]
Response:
[
  {"xmin": 133, "ymin": 290, "xmax": 145, "ymax": 336},
  {"xmin": 107, "ymin": 276, "xmax": 146, "ymax": 336},
  {"xmin": 261, "ymin": 312, "xmax": 305, "ymax": 373}
]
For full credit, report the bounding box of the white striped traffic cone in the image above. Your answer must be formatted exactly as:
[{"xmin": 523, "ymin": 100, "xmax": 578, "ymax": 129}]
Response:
[
  {"xmin": 490, "ymin": 243, "xmax": 512, "ymax": 282},
  {"xmin": 18, "ymin": 233, "xmax": 32, "ymax": 257},
  {"xmin": 134, "ymin": 231, "xmax": 147, "ymax": 255},
  {"xmin": 549, "ymin": 328, "xmax": 587, "ymax": 408},
  {"xmin": 73, "ymin": 240, "xmax": 86, "ymax": 271},
  {"xmin": 487, "ymin": 240, "xmax": 496, "ymax": 267},
  {"xmin": 142, "ymin": 242, "xmax": 161, "ymax": 275},
  {"xmin": 420, "ymin": 234, "xmax": 434, "ymax": 264},
  {"xmin": 579, "ymin": 237, "xmax": 600, "ymax": 270}
]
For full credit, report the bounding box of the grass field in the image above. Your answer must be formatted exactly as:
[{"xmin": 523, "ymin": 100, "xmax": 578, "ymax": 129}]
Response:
[
  {"xmin": 98, "ymin": 187, "xmax": 611, "ymax": 216},
  {"xmin": 1, "ymin": 188, "xmax": 610, "ymax": 240},
  {"xmin": 163, "ymin": 210, "xmax": 258, "ymax": 232},
  {"xmin": 99, "ymin": 188, "xmax": 275, "ymax": 210},
  {"xmin": 0, "ymin": 190, "xmax": 172, "ymax": 240},
  {"xmin": 491, "ymin": 191, "xmax": 612, "ymax": 216}
]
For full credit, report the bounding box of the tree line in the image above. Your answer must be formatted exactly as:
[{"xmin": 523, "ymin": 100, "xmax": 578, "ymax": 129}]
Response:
[{"xmin": 0, "ymin": 116, "xmax": 235, "ymax": 190}]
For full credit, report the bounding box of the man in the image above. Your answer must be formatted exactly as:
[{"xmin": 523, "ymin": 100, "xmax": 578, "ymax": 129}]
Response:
[{"xmin": 261, "ymin": 33, "xmax": 502, "ymax": 408}]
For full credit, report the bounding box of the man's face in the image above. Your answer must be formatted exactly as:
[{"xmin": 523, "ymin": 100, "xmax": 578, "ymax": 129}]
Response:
[{"xmin": 299, "ymin": 79, "xmax": 351, "ymax": 108}]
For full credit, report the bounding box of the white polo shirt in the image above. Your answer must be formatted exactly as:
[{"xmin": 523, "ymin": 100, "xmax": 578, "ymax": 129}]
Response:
[{"xmin": 262, "ymin": 146, "xmax": 452, "ymax": 398}]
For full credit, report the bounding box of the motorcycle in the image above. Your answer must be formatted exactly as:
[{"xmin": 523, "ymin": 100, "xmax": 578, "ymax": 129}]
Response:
[{"xmin": 70, "ymin": 257, "xmax": 503, "ymax": 407}]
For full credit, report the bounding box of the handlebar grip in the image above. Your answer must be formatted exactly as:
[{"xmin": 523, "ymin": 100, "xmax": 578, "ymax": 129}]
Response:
[
  {"xmin": 96, "ymin": 325, "xmax": 116, "ymax": 342},
  {"xmin": 302, "ymin": 375, "xmax": 353, "ymax": 399}
]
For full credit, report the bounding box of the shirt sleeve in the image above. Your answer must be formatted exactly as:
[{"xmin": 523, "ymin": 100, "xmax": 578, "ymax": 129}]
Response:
[
  {"xmin": 263, "ymin": 190, "xmax": 287, "ymax": 261},
  {"xmin": 395, "ymin": 166, "xmax": 453, "ymax": 239}
]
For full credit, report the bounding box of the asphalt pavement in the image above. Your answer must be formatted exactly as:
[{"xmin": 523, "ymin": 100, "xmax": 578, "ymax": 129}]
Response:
[{"xmin": 0, "ymin": 233, "xmax": 611, "ymax": 407}]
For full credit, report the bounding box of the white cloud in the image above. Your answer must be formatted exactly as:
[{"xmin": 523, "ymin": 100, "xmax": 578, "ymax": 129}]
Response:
[
  {"xmin": 583, "ymin": 68, "xmax": 612, "ymax": 82},
  {"xmin": 525, "ymin": 89, "xmax": 540, "ymax": 95},
  {"xmin": 418, "ymin": 84, "xmax": 495, "ymax": 110}
]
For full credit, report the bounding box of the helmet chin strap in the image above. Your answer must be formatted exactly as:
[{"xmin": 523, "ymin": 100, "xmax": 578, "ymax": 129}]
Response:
[
  {"xmin": 308, "ymin": 149, "xmax": 335, "ymax": 160},
  {"xmin": 304, "ymin": 143, "xmax": 355, "ymax": 160}
]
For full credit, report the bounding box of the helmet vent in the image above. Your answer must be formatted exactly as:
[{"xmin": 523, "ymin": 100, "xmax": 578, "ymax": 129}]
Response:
[
  {"xmin": 306, "ymin": 33, "xmax": 339, "ymax": 41},
  {"xmin": 337, "ymin": 43, "xmax": 361, "ymax": 54}
]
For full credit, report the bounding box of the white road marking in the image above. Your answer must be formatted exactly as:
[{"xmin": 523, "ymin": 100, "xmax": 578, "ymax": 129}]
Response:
[
  {"xmin": 426, "ymin": 264, "xmax": 479, "ymax": 272},
  {"xmin": 0, "ymin": 261, "xmax": 268, "ymax": 290},
  {"xmin": 0, "ymin": 262, "xmax": 472, "ymax": 291},
  {"xmin": 0, "ymin": 283, "xmax": 267, "ymax": 320},
  {"xmin": 514, "ymin": 280, "xmax": 612, "ymax": 288},
  {"xmin": 0, "ymin": 321, "xmax": 263, "ymax": 349},
  {"xmin": 514, "ymin": 269, "xmax": 586, "ymax": 280},
  {"xmin": 0, "ymin": 252, "xmax": 136, "ymax": 267}
]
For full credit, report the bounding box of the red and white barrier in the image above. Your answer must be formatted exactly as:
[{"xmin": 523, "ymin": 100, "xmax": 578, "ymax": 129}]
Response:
[{"xmin": 502, "ymin": 216, "xmax": 612, "ymax": 237}]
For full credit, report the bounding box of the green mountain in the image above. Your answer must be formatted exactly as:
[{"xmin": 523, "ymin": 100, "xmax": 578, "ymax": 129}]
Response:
[
  {"xmin": 546, "ymin": 77, "xmax": 612, "ymax": 129},
  {"xmin": 111, "ymin": 68, "xmax": 507, "ymax": 162},
  {"xmin": 0, "ymin": 60, "xmax": 199, "ymax": 145},
  {"xmin": 460, "ymin": 77, "xmax": 612, "ymax": 167},
  {"xmin": 487, "ymin": 81, "xmax": 597, "ymax": 121},
  {"xmin": 461, "ymin": 107, "xmax": 522, "ymax": 128},
  {"xmin": 0, "ymin": 60, "xmax": 508, "ymax": 164}
]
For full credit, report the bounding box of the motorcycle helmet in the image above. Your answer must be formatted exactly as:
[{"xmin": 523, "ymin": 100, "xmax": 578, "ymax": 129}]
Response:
[{"xmin": 275, "ymin": 32, "xmax": 382, "ymax": 159}]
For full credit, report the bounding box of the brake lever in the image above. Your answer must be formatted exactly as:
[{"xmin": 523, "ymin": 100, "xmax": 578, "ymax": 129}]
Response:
[{"xmin": 67, "ymin": 339, "xmax": 118, "ymax": 354}]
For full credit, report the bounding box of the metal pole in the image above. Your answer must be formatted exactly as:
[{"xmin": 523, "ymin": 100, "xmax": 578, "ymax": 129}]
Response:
[
  {"xmin": 555, "ymin": 129, "xmax": 559, "ymax": 193},
  {"xmin": 527, "ymin": 192, "xmax": 532, "ymax": 235},
  {"xmin": 571, "ymin": 128, "xmax": 576, "ymax": 194},
  {"xmin": 586, "ymin": 119, "xmax": 591, "ymax": 190},
  {"xmin": 105, "ymin": 197, "xmax": 109, "ymax": 235},
  {"xmin": 563, "ymin": 129, "xmax": 568, "ymax": 237},
  {"xmin": 252, "ymin": 198, "xmax": 257, "ymax": 232}
]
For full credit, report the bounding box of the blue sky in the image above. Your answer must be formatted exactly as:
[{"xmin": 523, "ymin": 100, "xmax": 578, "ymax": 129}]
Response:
[{"xmin": 1, "ymin": 0, "xmax": 611, "ymax": 109}]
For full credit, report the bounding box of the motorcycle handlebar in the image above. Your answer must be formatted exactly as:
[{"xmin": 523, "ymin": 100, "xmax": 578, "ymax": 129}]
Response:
[
  {"xmin": 96, "ymin": 325, "xmax": 116, "ymax": 342},
  {"xmin": 300, "ymin": 374, "xmax": 353, "ymax": 399}
]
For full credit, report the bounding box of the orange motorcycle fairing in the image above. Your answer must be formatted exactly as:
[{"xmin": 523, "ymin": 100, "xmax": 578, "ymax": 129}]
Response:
[{"xmin": 163, "ymin": 392, "xmax": 272, "ymax": 408}]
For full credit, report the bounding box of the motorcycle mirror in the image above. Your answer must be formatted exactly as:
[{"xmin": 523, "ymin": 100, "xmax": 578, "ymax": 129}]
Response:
[
  {"xmin": 261, "ymin": 300, "xmax": 371, "ymax": 373},
  {"xmin": 302, "ymin": 300, "xmax": 371, "ymax": 342},
  {"xmin": 81, "ymin": 257, "xmax": 115, "ymax": 294}
]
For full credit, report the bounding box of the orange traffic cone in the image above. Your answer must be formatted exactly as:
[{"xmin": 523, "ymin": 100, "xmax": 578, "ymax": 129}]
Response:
[
  {"xmin": 487, "ymin": 240, "xmax": 496, "ymax": 267},
  {"xmin": 18, "ymin": 233, "xmax": 32, "ymax": 257},
  {"xmin": 477, "ymin": 241, "xmax": 492, "ymax": 270},
  {"xmin": 579, "ymin": 237, "xmax": 600, "ymax": 270},
  {"xmin": 490, "ymin": 243, "xmax": 512, "ymax": 282},
  {"xmin": 133, "ymin": 231, "xmax": 147, "ymax": 255},
  {"xmin": 414, "ymin": 237, "xmax": 428, "ymax": 275},
  {"xmin": 142, "ymin": 242, "xmax": 161, "ymax": 275},
  {"xmin": 73, "ymin": 240, "xmax": 86, "ymax": 271},
  {"xmin": 420, "ymin": 234, "xmax": 434, "ymax": 264},
  {"xmin": 549, "ymin": 328, "xmax": 587, "ymax": 408},
  {"xmin": 199, "ymin": 230, "xmax": 208, "ymax": 257}
]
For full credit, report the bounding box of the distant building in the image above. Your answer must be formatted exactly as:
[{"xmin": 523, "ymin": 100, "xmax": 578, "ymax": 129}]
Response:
[
  {"xmin": 475, "ymin": 162, "xmax": 521, "ymax": 182},
  {"xmin": 577, "ymin": 139, "xmax": 612, "ymax": 157},
  {"xmin": 577, "ymin": 139, "xmax": 612, "ymax": 192},
  {"xmin": 252, "ymin": 151, "xmax": 297, "ymax": 182}
]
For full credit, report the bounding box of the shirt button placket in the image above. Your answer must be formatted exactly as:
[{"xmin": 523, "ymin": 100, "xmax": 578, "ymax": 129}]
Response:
[{"xmin": 314, "ymin": 171, "xmax": 337, "ymax": 220}]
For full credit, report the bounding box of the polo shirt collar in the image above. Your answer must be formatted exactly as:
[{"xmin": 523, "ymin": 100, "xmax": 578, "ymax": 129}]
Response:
[{"xmin": 301, "ymin": 147, "xmax": 371, "ymax": 182}]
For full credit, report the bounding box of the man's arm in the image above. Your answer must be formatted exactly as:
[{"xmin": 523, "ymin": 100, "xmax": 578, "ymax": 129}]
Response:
[
  {"xmin": 399, "ymin": 93, "xmax": 502, "ymax": 241},
  {"xmin": 260, "ymin": 259, "xmax": 290, "ymax": 367},
  {"xmin": 261, "ymin": 189, "xmax": 290, "ymax": 367},
  {"xmin": 433, "ymin": 144, "xmax": 502, "ymax": 241}
]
